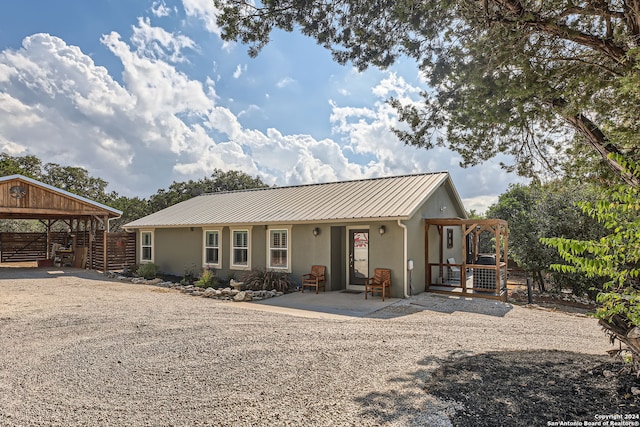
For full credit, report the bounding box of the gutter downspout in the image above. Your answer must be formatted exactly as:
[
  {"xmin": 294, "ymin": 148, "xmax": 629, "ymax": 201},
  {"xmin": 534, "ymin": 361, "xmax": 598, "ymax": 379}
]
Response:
[{"xmin": 397, "ymin": 219, "xmax": 410, "ymax": 299}]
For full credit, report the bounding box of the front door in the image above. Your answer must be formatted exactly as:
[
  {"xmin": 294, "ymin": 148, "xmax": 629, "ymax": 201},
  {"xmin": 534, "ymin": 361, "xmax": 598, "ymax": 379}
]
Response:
[{"xmin": 349, "ymin": 229, "xmax": 369, "ymax": 286}]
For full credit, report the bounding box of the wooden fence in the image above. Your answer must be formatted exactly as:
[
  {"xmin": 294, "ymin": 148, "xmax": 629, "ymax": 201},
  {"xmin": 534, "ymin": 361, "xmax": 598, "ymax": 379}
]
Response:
[
  {"xmin": 91, "ymin": 231, "xmax": 136, "ymax": 271},
  {"xmin": 0, "ymin": 231, "xmax": 136, "ymax": 271}
]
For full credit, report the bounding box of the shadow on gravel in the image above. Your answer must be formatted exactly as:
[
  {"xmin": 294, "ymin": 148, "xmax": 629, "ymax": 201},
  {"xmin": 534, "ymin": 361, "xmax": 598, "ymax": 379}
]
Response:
[
  {"xmin": 355, "ymin": 350, "xmax": 640, "ymax": 427},
  {"xmin": 0, "ymin": 266, "xmax": 112, "ymax": 282}
]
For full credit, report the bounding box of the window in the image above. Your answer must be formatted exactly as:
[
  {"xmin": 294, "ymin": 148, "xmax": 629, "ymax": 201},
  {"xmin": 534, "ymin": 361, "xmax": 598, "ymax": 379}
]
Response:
[
  {"xmin": 141, "ymin": 231, "xmax": 153, "ymax": 262},
  {"xmin": 204, "ymin": 230, "xmax": 220, "ymax": 267},
  {"xmin": 268, "ymin": 229, "xmax": 288, "ymax": 269},
  {"xmin": 231, "ymin": 229, "xmax": 249, "ymax": 268}
]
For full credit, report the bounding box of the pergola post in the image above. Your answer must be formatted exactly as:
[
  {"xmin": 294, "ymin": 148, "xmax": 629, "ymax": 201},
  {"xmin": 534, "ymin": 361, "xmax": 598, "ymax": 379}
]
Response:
[{"xmin": 103, "ymin": 215, "xmax": 109, "ymax": 272}]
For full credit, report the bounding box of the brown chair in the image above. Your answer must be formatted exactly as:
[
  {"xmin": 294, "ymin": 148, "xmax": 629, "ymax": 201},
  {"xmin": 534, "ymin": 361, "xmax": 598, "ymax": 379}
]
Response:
[
  {"xmin": 301, "ymin": 265, "xmax": 326, "ymax": 294},
  {"xmin": 365, "ymin": 268, "xmax": 391, "ymax": 301}
]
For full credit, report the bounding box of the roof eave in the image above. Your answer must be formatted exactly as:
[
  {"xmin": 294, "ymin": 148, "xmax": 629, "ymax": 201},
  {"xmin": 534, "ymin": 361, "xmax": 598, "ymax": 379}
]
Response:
[{"xmin": 123, "ymin": 216, "xmax": 411, "ymax": 229}]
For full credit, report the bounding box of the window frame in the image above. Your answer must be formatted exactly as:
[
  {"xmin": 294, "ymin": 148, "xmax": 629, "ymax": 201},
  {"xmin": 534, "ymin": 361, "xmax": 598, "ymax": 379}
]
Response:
[
  {"xmin": 140, "ymin": 230, "xmax": 154, "ymax": 263},
  {"xmin": 203, "ymin": 228, "xmax": 222, "ymax": 268},
  {"xmin": 267, "ymin": 227, "xmax": 291, "ymax": 271},
  {"xmin": 230, "ymin": 227, "xmax": 251, "ymax": 270}
]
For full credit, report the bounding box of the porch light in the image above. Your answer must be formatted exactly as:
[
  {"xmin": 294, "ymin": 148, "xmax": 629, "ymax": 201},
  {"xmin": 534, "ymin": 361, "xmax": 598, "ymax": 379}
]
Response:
[
  {"xmin": 312, "ymin": 227, "xmax": 320, "ymax": 236},
  {"xmin": 378, "ymin": 225, "xmax": 386, "ymax": 235}
]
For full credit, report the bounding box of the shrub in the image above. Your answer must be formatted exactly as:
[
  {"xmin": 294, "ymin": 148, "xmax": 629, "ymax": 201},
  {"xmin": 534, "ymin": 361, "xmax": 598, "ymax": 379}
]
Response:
[
  {"xmin": 136, "ymin": 262, "xmax": 158, "ymax": 279},
  {"xmin": 241, "ymin": 269, "xmax": 293, "ymax": 293},
  {"xmin": 181, "ymin": 264, "xmax": 197, "ymax": 285},
  {"xmin": 195, "ymin": 267, "xmax": 218, "ymax": 288}
]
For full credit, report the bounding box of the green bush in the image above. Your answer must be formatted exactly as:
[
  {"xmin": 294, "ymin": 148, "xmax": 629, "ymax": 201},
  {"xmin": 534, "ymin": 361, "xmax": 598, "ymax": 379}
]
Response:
[
  {"xmin": 181, "ymin": 264, "xmax": 197, "ymax": 285},
  {"xmin": 241, "ymin": 269, "xmax": 292, "ymax": 293},
  {"xmin": 136, "ymin": 262, "xmax": 158, "ymax": 279},
  {"xmin": 195, "ymin": 267, "xmax": 218, "ymax": 288}
]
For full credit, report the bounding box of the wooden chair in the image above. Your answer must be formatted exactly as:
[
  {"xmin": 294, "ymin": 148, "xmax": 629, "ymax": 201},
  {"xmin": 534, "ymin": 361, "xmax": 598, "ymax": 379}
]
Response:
[
  {"xmin": 301, "ymin": 265, "xmax": 326, "ymax": 294},
  {"xmin": 365, "ymin": 268, "xmax": 391, "ymax": 301}
]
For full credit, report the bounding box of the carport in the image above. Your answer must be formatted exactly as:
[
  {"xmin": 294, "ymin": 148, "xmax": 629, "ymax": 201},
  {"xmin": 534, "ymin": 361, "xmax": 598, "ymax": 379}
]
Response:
[{"xmin": 0, "ymin": 174, "xmax": 128, "ymax": 271}]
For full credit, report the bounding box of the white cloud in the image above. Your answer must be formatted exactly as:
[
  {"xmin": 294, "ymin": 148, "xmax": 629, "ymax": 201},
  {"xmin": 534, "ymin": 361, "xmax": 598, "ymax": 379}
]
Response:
[
  {"xmin": 463, "ymin": 195, "xmax": 499, "ymax": 215},
  {"xmin": 232, "ymin": 64, "xmax": 246, "ymax": 79},
  {"xmin": 151, "ymin": 1, "xmax": 173, "ymax": 17},
  {"xmin": 130, "ymin": 17, "xmax": 196, "ymax": 63},
  {"xmin": 181, "ymin": 0, "xmax": 222, "ymax": 36},
  {"xmin": 276, "ymin": 76, "xmax": 296, "ymax": 88}
]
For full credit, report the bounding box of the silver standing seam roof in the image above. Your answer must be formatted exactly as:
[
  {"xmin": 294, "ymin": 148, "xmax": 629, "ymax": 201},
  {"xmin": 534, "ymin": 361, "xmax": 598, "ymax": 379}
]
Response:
[{"xmin": 124, "ymin": 172, "xmax": 458, "ymax": 228}]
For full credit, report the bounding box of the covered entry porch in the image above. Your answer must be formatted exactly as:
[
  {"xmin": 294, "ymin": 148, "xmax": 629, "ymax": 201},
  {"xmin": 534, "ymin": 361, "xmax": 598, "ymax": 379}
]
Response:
[{"xmin": 425, "ymin": 218, "xmax": 509, "ymax": 301}]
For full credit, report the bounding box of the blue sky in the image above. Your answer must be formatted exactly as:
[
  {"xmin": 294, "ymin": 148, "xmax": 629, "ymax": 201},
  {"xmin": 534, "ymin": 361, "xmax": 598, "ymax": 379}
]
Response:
[{"xmin": 0, "ymin": 0, "xmax": 524, "ymax": 213}]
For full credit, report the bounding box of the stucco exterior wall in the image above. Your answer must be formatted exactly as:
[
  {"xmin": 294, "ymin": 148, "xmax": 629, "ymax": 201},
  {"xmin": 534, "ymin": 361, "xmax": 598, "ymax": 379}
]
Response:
[
  {"xmin": 152, "ymin": 227, "xmax": 202, "ymax": 276},
  {"xmin": 414, "ymin": 183, "xmax": 467, "ymax": 293},
  {"xmin": 289, "ymin": 224, "xmax": 333, "ymax": 289}
]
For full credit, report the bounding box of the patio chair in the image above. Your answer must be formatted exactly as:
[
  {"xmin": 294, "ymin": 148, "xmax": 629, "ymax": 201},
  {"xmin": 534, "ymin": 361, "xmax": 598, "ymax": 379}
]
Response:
[
  {"xmin": 447, "ymin": 257, "xmax": 461, "ymax": 282},
  {"xmin": 365, "ymin": 268, "xmax": 391, "ymax": 301},
  {"xmin": 301, "ymin": 265, "xmax": 326, "ymax": 294}
]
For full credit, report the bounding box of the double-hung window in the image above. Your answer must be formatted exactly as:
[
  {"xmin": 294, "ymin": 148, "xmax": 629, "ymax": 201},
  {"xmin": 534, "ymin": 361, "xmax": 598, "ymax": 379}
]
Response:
[
  {"xmin": 231, "ymin": 229, "xmax": 249, "ymax": 268},
  {"xmin": 268, "ymin": 229, "xmax": 288, "ymax": 270},
  {"xmin": 141, "ymin": 230, "xmax": 153, "ymax": 262},
  {"xmin": 204, "ymin": 230, "xmax": 220, "ymax": 267}
]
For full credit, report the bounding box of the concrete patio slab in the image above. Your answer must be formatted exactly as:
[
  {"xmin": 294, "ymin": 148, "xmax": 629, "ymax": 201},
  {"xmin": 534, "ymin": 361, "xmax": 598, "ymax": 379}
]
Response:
[{"xmin": 235, "ymin": 289, "xmax": 401, "ymax": 319}]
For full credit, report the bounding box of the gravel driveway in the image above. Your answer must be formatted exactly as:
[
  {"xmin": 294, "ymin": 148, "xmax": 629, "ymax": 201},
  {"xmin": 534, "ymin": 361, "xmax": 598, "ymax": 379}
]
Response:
[{"xmin": 0, "ymin": 268, "xmax": 615, "ymax": 426}]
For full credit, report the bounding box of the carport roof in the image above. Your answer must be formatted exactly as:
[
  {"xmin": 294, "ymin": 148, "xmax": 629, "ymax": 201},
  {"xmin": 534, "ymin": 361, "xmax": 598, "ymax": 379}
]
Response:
[
  {"xmin": 125, "ymin": 172, "xmax": 463, "ymax": 228},
  {"xmin": 0, "ymin": 174, "xmax": 122, "ymax": 220}
]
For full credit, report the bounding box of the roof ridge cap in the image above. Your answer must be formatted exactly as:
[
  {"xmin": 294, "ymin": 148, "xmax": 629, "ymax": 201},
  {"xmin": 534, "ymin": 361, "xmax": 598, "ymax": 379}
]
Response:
[{"xmin": 199, "ymin": 171, "xmax": 449, "ymax": 196}]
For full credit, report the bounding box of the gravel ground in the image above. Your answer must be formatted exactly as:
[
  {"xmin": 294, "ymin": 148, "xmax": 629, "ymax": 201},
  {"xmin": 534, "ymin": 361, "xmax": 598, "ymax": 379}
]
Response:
[{"xmin": 0, "ymin": 268, "xmax": 623, "ymax": 426}]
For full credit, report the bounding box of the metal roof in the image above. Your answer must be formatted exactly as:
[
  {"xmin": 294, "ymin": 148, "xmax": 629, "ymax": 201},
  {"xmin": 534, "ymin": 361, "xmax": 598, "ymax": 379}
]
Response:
[{"xmin": 124, "ymin": 172, "xmax": 457, "ymax": 228}]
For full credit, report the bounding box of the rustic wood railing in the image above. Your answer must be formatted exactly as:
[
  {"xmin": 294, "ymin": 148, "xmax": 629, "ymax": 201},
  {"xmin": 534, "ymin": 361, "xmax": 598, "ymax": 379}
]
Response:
[{"xmin": 427, "ymin": 262, "xmax": 508, "ymax": 300}]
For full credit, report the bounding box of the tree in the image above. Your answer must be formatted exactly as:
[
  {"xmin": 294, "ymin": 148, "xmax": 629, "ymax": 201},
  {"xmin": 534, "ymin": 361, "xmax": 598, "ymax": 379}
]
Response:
[
  {"xmin": 107, "ymin": 196, "xmax": 151, "ymax": 232},
  {"xmin": 487, "ymin": 181, "xmax": 606, "ymax": 294},
  {"xmin": 214, "ymin": 0, "xmax": 640, "ymax": 185},
  {"xmin": 542, "ymin": 156, "xmax": 640, "ymax": 373},
  {"xmin": 0, "ymin": 153, "xmax": 43, "ymax": 179},
  {"xmin": 42, "ymin": 163, "xmax": 112, "ymax": 204},
  {"xmin": 147, "ymin": 169, "xmax": 269, "ymax": 213}
]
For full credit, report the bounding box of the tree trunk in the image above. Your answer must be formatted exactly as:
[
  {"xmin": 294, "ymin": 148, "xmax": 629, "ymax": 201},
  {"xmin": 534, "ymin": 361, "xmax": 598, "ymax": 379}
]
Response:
[
  {"xmin": 535, "ymin": 270, "xmax": 546, "ymax": 292},
  {"xmin": 551, "ymin": 98, "xmax": 640, "ymax": 187},
  {"xmin": 599, "ymin": 316, "xmax": 640, "ymax": 373}
]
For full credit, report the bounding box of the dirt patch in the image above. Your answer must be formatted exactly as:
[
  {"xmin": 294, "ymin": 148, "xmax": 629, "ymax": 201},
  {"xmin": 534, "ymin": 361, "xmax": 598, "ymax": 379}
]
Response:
[{"xmin": 424, "ymin": 350, "xmax": 640, "ymax": 427}]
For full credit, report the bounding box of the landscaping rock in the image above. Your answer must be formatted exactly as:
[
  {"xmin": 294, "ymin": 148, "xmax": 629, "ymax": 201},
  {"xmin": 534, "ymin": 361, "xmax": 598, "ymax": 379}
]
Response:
[
  {"xmin": 233, "ymin": 291, "xmax": 252, "ymax": 302},
  {"xmin": 105, "ymin": 271, "xmax": 285, "ymax": 303}
]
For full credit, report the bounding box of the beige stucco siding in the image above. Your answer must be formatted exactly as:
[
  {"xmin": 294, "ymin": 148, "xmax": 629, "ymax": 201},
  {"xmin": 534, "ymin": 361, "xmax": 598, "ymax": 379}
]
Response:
[
  {"xmin": 289, "ymin": 224, "xmax": 333, "ymax": 289},
  {"xmin": 413, "ymin": 183, "xmax": 466, "ymax": 293},
  {"xmin": 152, "ymin": 227, "xmax": 203, "ymax": 276}
]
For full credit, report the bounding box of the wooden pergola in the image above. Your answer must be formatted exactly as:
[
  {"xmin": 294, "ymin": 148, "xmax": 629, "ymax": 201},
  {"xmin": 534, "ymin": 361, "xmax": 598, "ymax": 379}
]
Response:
[
  {"xmin": 0, "ymin": 174, "xmax": 122, "ymax": 270},
  {"xmin": 425, "ymin": 218, "xmax": 509, "ymax": 301}
]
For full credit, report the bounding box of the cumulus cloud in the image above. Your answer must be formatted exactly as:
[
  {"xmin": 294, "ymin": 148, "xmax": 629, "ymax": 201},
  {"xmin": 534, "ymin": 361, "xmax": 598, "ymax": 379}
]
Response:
[
  {"xmin": 131, "ymin": 17, "xmax": 196, "ymax": 63},
  {"xmin": 151, "ymin": 1, "xmax": 173, "ymax": 17},
  {"xmin": 0, "ymin": 10, "xmax": 521, "ymax": 213}
]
